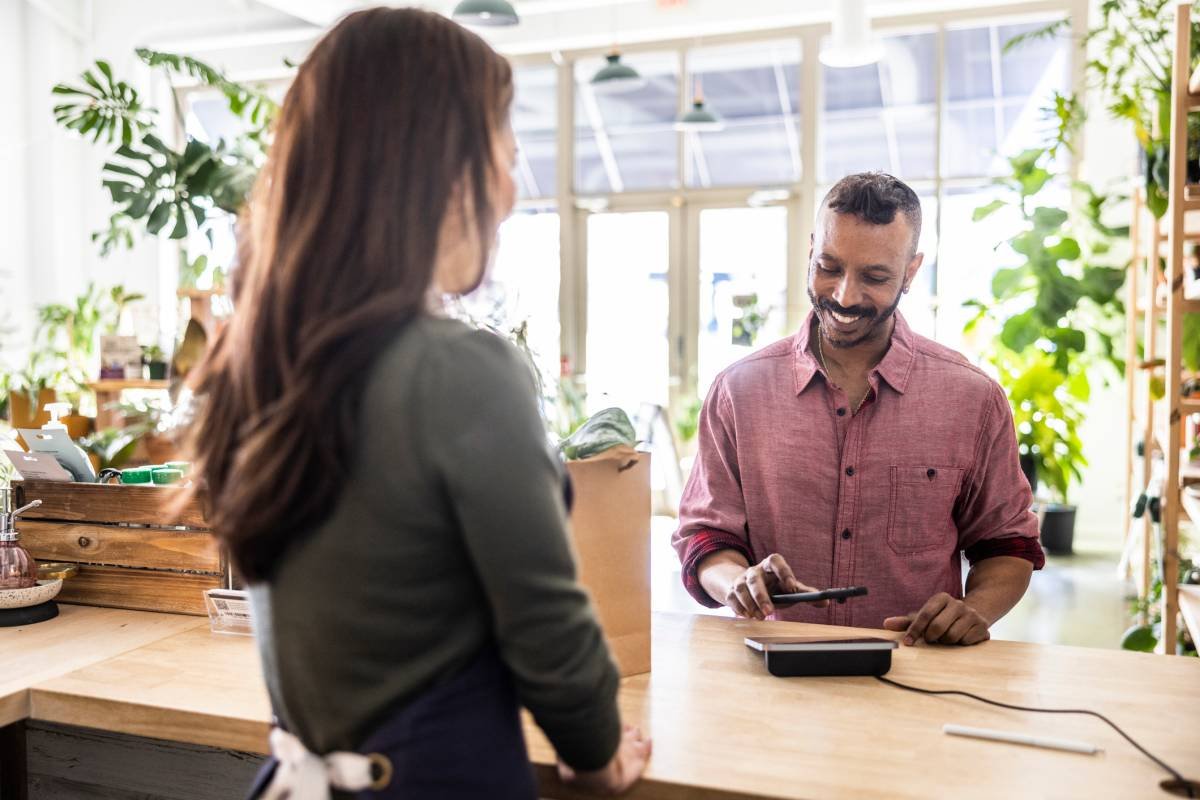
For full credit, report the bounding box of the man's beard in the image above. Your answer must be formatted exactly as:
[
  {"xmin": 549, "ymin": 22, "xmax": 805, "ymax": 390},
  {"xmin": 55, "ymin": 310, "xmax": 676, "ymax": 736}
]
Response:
[{"xmin": 807, "ymin": 284, "xmax": 904, "ymax": 349}]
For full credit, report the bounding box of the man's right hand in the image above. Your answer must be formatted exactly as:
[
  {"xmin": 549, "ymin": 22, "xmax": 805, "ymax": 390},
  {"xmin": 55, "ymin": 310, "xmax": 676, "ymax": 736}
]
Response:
[{"xmin": 698, "ymin": 551, "xmax": 828, "ymax": 619}]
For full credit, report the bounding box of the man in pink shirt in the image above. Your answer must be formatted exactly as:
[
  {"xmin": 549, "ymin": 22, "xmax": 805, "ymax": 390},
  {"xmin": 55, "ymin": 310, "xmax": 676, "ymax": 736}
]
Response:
[{"xmin": 673, "ymin": 172, "xmax": 1043, "ymax": 647}]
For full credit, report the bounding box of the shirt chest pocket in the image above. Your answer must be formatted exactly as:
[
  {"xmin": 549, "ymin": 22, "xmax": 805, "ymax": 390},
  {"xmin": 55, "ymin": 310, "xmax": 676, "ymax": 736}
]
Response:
[{"xmin": 886, "ymin": 465, "xmax": 964, "ymax": 555}]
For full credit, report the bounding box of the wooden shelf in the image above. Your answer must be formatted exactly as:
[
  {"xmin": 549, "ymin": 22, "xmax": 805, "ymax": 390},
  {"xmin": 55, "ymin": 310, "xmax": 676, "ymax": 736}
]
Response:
[
  {"xmin": 87, "ymin": 380, "xmax": 170, "ymax": 392},
  {"xmin": 176, "ymin": 288, "xmax": 226, "ymax": 300},
  {"xmin": 1182, "ymin": 397, "xmax": 1200, "ymax": 415}
]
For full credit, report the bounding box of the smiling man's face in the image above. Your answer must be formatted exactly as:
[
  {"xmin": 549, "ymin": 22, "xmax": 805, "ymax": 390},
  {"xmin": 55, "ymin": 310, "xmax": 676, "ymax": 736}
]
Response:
[{"xmin": 807, "ymin": 207, "xmax": 923, "ymax": 350}]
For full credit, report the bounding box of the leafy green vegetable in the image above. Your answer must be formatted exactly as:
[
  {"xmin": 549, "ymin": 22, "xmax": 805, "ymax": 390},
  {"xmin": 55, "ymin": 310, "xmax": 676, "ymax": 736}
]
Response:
[{"xmin": 559, "ymin": 407, "xmax": 637, "ymax": 461}]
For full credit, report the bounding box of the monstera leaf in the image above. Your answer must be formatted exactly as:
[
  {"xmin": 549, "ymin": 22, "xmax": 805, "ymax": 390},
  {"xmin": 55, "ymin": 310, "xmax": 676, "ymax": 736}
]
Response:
[{"xmin": 559, "ymin": 408, "xmax": 638, "ymax": 461}]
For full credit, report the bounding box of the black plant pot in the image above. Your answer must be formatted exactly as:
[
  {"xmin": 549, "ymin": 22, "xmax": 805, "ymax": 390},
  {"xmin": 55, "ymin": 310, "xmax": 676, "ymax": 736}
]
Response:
[
  {"xmin": 147, "ymin": 361, "xmax": 168, "ymax": 380},
  {"xmin": 1038, "ymin": 502, "xmax": 1076, "ymax": 556},
  {"xmin": 1019, "ymin": 453, "xmax": 1038, "ymax": 496}
]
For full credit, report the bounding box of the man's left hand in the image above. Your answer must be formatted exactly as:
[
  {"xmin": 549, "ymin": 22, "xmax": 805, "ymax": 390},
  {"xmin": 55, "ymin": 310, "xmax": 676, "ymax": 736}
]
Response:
[{"xmin": 883, "ymin": 592, "xmax": 991, "ymax": 646}]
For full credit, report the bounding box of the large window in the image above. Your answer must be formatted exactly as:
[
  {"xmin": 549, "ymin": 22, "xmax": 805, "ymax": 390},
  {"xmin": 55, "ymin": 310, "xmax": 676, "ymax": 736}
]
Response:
[
  {"xmin": 575, "ymin": 52, "xmax": 680, "ymax": 194},
  {"xmin": 942, "ymin": 20, "xmax": 1070, "ymax": 177},
  {"xmin": 462, "ymin": 210, "xmax": 562, "ymax": 388},
  {"xmin": 696, "ymin": 207, "xmax": 789, "ymax": 395},
  {"xmin": 820, "ymin": 31, "xmax": 937, "ymax": 181},
  {"xmin": 512, "ymin": 65, "xmax": 557, "ymax": 199},
  {"xmin": 684, "ymin": 41, "xmax": 802, "ymax": 188},
  {"xmin": 584, "ymin": 211, "xmax": 671, "ymax": 412},
  {"xmin": 167, "ymin": 8, "xmax": 1075, "ymax": 428}
]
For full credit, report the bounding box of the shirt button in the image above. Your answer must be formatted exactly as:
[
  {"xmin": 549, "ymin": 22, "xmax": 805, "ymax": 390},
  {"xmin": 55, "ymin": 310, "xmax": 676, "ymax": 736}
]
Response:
[
  {"xmin": 836, "ymin": 408, "xmax": 846, "ymax": 417},
  {"xmin": 845, "ymin": 467, "xmax": 855, "ymax": 476},
  {"xmin": 841, "ymin": 528, "xmax": 852, "ymax": 540},
  {"xmin": 927, "ymin": 468, "xmax": 937, "ymax": 478}
]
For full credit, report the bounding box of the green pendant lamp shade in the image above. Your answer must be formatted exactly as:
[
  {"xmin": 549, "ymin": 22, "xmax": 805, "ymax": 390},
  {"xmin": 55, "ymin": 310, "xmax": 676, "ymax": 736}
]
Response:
[
  {"xmin": 590, "ymin": 52, "xmax": 645, "ymax": 93},
  {"xmin": 452, "ymin": 0, "xmax": 519, "ymax": 27},
  {"xmin": 676, "ymin": 99, "xmax": 724, "ymax": 132},
  {"xmin": 676, "ymin": 79, "xmax": 724, "ymax": 131}
]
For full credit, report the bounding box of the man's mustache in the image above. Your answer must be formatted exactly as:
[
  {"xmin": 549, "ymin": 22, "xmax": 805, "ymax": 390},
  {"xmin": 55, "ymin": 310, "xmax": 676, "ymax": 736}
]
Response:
[{"xmin": 818, "ymin": 299, "xmax": 877, "ymax": 320}]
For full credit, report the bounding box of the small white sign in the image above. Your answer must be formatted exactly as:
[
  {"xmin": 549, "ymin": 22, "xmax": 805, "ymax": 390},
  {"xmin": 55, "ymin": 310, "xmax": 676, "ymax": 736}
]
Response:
[
  {"xmin": 204, "ymin": 588, "xmax": 254, "ymax": 636},
  {"xmin": 2, "ymin": 450, "xmax": 72, "ymax": 481},
  {"xmin": 100, "ymin": 334, "xmax": 143, "ymax": 380}
]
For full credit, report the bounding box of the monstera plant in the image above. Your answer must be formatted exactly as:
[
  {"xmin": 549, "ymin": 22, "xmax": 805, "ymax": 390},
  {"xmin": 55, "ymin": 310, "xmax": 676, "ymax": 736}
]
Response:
[{"xmin": 52, "ymin": 49, "xmax": 275, "ymax": 257}]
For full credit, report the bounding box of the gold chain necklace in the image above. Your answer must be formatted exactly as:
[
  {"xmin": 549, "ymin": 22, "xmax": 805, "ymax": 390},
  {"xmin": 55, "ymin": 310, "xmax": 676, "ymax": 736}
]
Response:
[{"xmin": 816, "ymin": 331, "xmax": 870, "ymax": 415}]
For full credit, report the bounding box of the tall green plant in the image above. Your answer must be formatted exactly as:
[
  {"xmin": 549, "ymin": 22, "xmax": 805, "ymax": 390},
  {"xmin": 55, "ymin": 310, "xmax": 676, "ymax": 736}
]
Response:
[
  {"xmin": 966, "ymin": 145, "xmax": 1128, "ymax": 501},
  {"xmin": 53, "ymin": 50, "xmax": 276, "ymax": 256}
]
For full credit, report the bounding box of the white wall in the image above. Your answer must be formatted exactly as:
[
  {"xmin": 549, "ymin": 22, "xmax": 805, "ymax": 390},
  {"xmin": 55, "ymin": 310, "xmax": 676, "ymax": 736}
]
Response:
[{"xmin": 0, "ymin": 0, "xmax": 92, "ymax": 361}]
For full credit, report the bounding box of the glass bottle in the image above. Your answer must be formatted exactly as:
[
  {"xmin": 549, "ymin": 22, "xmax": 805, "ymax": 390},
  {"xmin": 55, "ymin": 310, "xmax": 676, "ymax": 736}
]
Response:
[{"xmin": 0, "ymin": 488, "xmax": 42, "ymax": 590}]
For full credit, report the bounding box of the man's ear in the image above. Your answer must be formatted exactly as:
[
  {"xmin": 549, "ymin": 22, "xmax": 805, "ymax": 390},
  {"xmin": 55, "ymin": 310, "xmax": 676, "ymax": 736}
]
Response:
[{"xmin": 903, "ymin": 251, "xmax": 925, "ymax": 293}]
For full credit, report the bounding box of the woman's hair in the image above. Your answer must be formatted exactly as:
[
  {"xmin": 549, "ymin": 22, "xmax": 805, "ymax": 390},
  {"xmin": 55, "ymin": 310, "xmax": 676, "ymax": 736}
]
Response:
[{"xmin": 182, "ymin": 8, "xmax": 513, "ymax": 581}]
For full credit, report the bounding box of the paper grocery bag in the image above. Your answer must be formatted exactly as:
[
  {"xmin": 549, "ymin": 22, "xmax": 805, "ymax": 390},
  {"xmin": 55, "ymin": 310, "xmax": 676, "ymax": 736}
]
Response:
[{"xmin": 566, "ymin": 452, "xmax": 651, "ymax": 677}]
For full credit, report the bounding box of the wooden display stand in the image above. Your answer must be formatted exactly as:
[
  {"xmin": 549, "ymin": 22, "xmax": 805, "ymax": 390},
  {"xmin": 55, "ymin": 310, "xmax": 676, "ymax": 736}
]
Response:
[
  {"xmin": 177, "ymin": 288, "xmax": 227, "ymax": 338},
  {"xmin": 1123, "ymin": 1, "xmax": 1200, "ymax": 652},
  {"xmin": 12, "ymin": 479, "xmax": 227, "ymax": 616}
]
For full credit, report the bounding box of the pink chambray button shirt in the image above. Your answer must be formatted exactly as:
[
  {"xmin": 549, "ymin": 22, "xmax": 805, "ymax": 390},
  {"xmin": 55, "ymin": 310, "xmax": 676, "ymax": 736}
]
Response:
[{"xmin": 672, "ymin": 310, "xmax": 1042, "ymax": 629}]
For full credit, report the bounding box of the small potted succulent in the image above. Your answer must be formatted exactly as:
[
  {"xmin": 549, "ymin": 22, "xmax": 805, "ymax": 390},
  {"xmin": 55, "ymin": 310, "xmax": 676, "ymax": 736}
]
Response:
[{"xmin": 142, "ymin": 345, "xmax": 169, "ymax": 380}]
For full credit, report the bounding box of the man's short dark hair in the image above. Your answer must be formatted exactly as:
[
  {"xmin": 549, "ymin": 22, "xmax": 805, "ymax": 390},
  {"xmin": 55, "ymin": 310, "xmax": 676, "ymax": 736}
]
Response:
[{"xmin": 820, "ymin": 172, "xmax": 922, "ymax": 253}]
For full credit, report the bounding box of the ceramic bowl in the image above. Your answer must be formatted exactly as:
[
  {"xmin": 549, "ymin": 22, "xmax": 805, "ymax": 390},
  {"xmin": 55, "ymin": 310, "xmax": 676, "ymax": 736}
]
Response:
[{"xmin": 0, "ymin": 579, "xmax": 63, "ymax": 609}]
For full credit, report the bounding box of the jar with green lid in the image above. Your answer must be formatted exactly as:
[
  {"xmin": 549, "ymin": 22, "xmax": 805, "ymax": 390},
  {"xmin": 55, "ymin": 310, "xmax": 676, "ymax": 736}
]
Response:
[
  {"xmin": 152, "ymin": 469, "xmax": 184, "ymax": 486},
  {"xmin": 120, "ymin": 467, "xmax": 153, "ymax": 485}
]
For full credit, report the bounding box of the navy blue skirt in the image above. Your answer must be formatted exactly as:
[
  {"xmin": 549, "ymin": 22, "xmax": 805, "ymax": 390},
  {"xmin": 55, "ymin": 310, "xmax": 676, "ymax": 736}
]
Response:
[{"xmin": 248, "ymin": 648, "xmax": 538, "ymax": 799}]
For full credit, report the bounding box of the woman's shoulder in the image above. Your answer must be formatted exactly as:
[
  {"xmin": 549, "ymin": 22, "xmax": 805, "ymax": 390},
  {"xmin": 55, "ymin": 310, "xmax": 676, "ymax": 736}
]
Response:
[{"xmin": 372, "ymin": 315, "xmax": 534, "ymax": 398}]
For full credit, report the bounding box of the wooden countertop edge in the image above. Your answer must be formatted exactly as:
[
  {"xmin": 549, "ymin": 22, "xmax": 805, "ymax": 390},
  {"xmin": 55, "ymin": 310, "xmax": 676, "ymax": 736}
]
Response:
[
  {"xmin": 0, "ymin": 690, "xmax": 30, "ymax": 729},
  {"xmin": 27, "ymin": 688, "xmax": 271, "ymax": 755}
]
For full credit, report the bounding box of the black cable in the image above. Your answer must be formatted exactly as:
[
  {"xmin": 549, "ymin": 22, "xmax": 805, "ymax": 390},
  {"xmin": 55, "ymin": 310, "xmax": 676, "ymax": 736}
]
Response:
[{"xmin": 875, "ymin": 675, "xmax": 1193, "ymax": 797}]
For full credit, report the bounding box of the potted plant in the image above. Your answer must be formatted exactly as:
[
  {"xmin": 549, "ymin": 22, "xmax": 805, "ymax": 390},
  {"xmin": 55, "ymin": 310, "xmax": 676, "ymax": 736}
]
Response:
[
  {"xmin": 731, "ymin": 294, "xmax": 768, "ymax": 347},
  {"xmin": 965, "ymin": 133, "xmax": 1128, "ymax": 555},
  {"xmin": 6, "ymin": 351, "xmax": 65, "ymax": 430},
  {"xmin": 142, "ymin": 345, "xmax": 169, "ymax": 380}
]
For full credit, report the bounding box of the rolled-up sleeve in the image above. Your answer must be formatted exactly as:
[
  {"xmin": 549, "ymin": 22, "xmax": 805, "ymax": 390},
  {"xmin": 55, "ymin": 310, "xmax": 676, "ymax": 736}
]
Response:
[
  {"xmin": 956, "ymin": 382, "xmax": 1045, "ymax": 570},
  {"xmin": 672, "ymin": 377, "xmax": 754, "ymax": 607}
]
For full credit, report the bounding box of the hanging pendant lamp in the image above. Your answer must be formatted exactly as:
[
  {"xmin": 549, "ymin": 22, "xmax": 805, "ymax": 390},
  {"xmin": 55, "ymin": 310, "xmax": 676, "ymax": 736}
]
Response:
[
  {"xmin": 590, "ymin": 51, "xmax": 645, "ymax": 93},
  {"xmin": 452, "ymin": 0, "xmax": 519, "ymax": 27},
  {"xmin": 676, "ymin": 79, "xmax": 724, "ymax": 131},
  {"xmin": 820, "ymin": 0, "xmax": 884, "ymax": 68}
]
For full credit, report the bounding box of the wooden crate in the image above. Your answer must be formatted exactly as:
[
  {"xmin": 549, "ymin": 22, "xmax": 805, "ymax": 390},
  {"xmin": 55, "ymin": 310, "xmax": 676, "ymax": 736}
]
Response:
[{"xmin": 13, "ymin": 480, "xmax": 227, "ymax": 616}]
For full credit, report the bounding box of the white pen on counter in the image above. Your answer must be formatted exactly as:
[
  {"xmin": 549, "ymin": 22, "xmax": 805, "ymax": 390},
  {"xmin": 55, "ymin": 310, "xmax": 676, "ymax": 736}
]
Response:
[{"xmin": 942, "ymin": 723, "xmax": 1103, "ymax": 755}]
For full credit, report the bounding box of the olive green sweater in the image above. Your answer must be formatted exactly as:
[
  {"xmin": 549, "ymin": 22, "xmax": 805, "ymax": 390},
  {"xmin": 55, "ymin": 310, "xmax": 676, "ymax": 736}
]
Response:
[{"xmin": 248, "ymin": 316, "xmax": 621, "ymax": 770}]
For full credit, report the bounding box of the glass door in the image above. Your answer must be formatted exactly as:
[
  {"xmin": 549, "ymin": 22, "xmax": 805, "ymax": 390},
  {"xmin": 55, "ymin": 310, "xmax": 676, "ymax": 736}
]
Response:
[
  {"xmin": 693, "ymin": 206, "xmax": 790, "ymax": 398},
  {"xmin": 584, "ymin": 211, "xmax": 672, "ymax": 415}
]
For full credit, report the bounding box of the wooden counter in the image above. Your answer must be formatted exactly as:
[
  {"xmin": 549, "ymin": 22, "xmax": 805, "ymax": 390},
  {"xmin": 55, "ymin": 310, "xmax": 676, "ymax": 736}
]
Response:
[{"xmin": 2, "ymin": 606, "xmax": 1199, "ymax": 799}]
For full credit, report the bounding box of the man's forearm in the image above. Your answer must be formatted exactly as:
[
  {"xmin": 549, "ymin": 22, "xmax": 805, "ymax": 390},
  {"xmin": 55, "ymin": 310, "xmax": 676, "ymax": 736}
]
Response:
[
  {"xmin": 964, "ymin": 555, "xmax": 1034, "ymax": 625},
  {"xmin": 696, "ymin": 549, "xmax": 751, "ymax": 606}
]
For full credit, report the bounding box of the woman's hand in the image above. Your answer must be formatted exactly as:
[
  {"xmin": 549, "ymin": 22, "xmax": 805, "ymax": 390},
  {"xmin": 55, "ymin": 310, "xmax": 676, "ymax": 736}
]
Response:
[{"xmin": 558, "ymin": 724, "xmax": 652, "ymax": 795}]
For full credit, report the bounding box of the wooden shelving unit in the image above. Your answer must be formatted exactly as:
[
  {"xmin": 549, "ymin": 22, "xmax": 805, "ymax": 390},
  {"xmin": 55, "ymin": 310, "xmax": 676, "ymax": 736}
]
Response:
[
  {"xmin": 87, "ymin": 380, "xmax": 171, "ymax": 429},
  {"xmin": 176, "ymin": 287, "xmax": 228, "ymax": 338},
  {"xmin": 1125, "ymin": 1, "xmax": 1199, "ymax": 652}
]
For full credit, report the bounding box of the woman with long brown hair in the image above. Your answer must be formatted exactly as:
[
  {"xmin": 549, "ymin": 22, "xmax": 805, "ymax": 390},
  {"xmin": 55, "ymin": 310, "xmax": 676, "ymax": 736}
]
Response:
[{"xmin": 184, "ymin": 8, "xmax": 650, "ymax": 798}]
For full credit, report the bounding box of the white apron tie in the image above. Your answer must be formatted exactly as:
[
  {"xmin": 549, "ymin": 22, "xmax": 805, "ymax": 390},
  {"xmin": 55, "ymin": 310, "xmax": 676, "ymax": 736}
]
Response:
[{"xmin": 259, "ymin": 727, "xmax": 388, "ymax": 799}]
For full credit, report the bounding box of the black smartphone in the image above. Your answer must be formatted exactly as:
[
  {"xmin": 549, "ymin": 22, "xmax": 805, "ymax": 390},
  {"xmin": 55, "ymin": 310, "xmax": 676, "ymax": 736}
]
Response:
[{"xmin": 770, "ymin": 586, "xmax": 868, "ymax": 606}]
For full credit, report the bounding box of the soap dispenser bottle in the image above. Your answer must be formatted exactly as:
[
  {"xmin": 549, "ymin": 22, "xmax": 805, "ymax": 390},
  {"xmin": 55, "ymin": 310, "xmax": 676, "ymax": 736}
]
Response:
[{"xmin": 0, "ymin": 487, "xmax": 43, "ymax": 590}]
